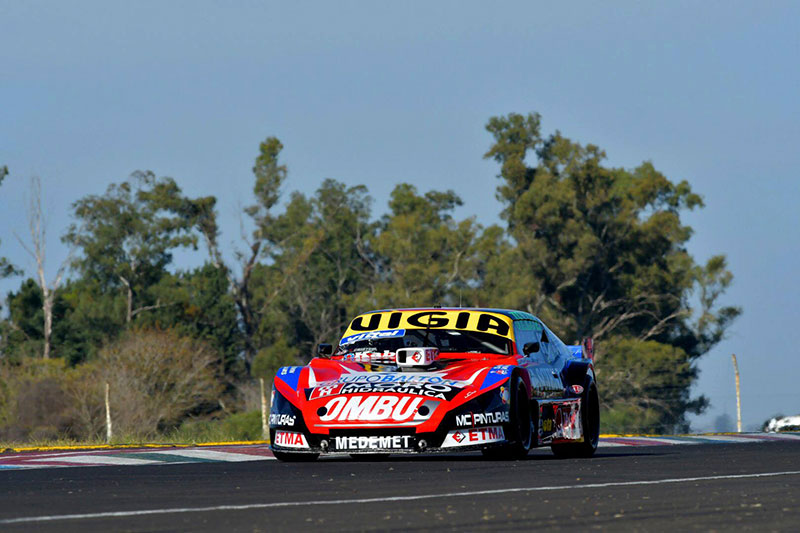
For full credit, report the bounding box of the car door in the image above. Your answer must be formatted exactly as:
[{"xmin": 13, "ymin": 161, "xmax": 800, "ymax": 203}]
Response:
[{"xmin": 514, "ymin": 319, "xmax": 563, "ymax": 398}]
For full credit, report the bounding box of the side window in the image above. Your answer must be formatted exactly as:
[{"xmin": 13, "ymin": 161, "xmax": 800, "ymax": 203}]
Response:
[
  {"xmin": 538, "ymin": 327, "xmax": 557, "ymax": 364},
  {"xmin": 513, "ymin": 320, "xmax": 541, "ymax": 357},
  {"xmin": 542, "ymin": 325, "xmax": 568, "ymax": 366}
]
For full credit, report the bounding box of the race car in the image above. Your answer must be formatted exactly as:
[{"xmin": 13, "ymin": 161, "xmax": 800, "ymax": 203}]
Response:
[{"xmin": 269, "ymin": 308, "xmax": 599, "ymax": 461}]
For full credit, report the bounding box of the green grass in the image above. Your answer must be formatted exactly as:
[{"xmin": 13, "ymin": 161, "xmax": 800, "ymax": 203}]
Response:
[{"xmin": 1, "ymin": 411, "xmax": 267, "ymax": 451}]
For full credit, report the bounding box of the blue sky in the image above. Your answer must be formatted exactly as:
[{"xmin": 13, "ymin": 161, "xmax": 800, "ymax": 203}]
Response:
[{"xmin": 2, "ymin": 1, "xmax": 798, "ymax": 431}]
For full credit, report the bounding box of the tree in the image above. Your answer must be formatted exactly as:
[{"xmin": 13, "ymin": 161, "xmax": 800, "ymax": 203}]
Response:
[
  {"xmin": 95, "ymin": 329, "xmax": 223, "ymax": 438},
  {"xmin": 264, "ymin": 179, "xmax": 375, "ymax": 355},
  {"xmin": 484, "ymin": 112, "xmax": 740, "ymax": 433},
  {"xmin": 63, "ymin": 171, "xmax": 205, "ymax": 324},
  {"xmin": 198, "ymin": 137, "xmax": 290, "ymax": 371},
  {"xmin": 366, "ymin": 183, "xmax": 481, "ymax": 308},
  {"xmin": 0, "ymin": 166, "xmax": 21, "ymax": 280},
  {"xmin": 15, "ymin": 176, "xmax": 72, "ymax": 359},
  {"xmin": 134, "ymin": 265, "xmax": 243, "ymax": 375}
]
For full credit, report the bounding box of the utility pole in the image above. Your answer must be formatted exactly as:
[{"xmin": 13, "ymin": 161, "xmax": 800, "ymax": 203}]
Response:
[{"xmin": 731, "ymin": 354, "xmax": 742, "ymax": 432}]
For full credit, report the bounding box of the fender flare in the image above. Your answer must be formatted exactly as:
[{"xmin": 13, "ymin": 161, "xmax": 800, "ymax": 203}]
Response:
[{"xmin": 563, "ymin": 360, "xmax": 595, "ymax": 388}]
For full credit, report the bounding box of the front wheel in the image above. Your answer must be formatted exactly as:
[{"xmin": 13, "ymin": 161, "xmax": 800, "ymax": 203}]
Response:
[
  {"xmin": 482, "ymin": 376, "xmax": 532, "ymax": 460},
  {"xmin": 551, "ymin": 379, "xmax": 599, "ymax": 459}
]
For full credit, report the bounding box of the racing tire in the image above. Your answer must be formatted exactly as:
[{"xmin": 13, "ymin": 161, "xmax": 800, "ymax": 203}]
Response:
[
  {"xmin": 481, "ymin": 375, "xmax": 533, "ymax": 460},
  {"xmin": 550, "ymin": 378, "xmax": 599, "ymax": 459},
  {"xmin": 272, "ymin": 450, "xmax": 320, "ymax": 462}
]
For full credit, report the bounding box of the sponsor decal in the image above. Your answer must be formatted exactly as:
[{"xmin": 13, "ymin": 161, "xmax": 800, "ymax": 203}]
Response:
[
  {"xmin": 310, "ymin": 383, "xmax": 345, "ymax": 400},
  {"xmin": 479, "ymin": 365, "xmax": 512, "ymax": 391},
  {"xmin": 310, "ymin": 374, "xmax": 461, "ymax": 400},
  {"xmin": 455, "ymin": 411, "xmax": 509, "ymax": 427},
  {"xmin": 277, "ymin": 366, "xmax": 303, "ymax": 389},
  {"xmin": 337, "ymin": 373, "xmax": 458, "ymax": 385},
  {"xmin": 343, "ymin": 310, "xmax": 513, "ymax": 339},
  {"xmin": 570, "ymin": 384, "xmax": 584, "ymax": 395},
  {"xmin": 340, "ymin": 329, "xmax": 405, "ymax": 346},
  {"xmin": 341, "ymin": 351, "xmax": 396, "ymax": 363},
  {"xmin": 333, "ymin": 435, "xmax": 413, "ymax": 451},
  {"xmin": 557, "ymin": 402, "xmax": 583, "ymax": 440},
  {"xmin": 318, "ymin": 395, "xmax": 432, "ymax": 423},
  {"xmin": 441, "ymin": 426, "xmax": 505, "ymax": 448},
  {"xmin": 538, "ymin": 399, "xmax": 583, "ymax": 443},
  {"xmin": 312, "ymin": 372, "xmax": 464, "ymax": 400},
  {"xmin": 273, "ymin": 431, "xmax": 309, "ymax": 449},
  {"xmin": 269, "ymin": 414, "xmax": 296, "ymax": 427}
]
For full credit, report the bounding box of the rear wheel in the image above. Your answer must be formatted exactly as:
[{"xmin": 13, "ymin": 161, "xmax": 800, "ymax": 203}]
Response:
[
  {"xmin": 551, "ymin": 379, "xmax": 599, "ymax": 459},
  {"xmin": 481, "ymin": 376, "xmax": 532, "ymax": 460},
  {"xmin": 272, "ymin": 450, "xmax": 319, "ymax": 462}
]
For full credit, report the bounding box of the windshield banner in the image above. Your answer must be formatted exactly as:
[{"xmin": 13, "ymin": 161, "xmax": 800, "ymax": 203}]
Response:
[{"xmin": 342, "ymin": 310, "xmax": 513, "ymax": 340}]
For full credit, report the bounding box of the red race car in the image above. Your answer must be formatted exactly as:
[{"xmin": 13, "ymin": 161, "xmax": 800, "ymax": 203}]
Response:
[{"xmin": 269, "ymin": 308, "xmax": 599, "ymax": 461}]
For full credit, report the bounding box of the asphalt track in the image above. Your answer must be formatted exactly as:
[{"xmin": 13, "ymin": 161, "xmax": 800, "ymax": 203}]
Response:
[{"xmin": 2, "ymin": 441, "xmax": 799, "ymax": 532}]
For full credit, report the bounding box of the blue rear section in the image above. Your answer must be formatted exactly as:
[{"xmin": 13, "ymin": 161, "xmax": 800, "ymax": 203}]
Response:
[{"xmin": 567, "ymin": 345, "xmax": 583, "ymax": 359}]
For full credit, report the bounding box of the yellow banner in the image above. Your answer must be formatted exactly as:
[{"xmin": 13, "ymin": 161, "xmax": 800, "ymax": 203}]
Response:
[{"xmin": 341, "ymin": 310, "xmax": 514, "ymax": 340}]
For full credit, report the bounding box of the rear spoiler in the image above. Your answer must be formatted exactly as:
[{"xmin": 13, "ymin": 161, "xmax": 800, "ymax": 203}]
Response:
[{"xmin": 567, "ymin": 338, "xmax": 594, "ymax": 361}]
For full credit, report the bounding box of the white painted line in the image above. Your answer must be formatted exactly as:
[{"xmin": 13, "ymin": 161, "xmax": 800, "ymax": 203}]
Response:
[
  {"xmin": 149, "ymin": 449, "xmax": 270, "ymax": 462},
  {"xmin": 30, "ymin": 455, "xmax": 160, "ymax": 466},
  {"xmin": 2, "ymin": 470, "xmax": 799, "ymax": 525}
]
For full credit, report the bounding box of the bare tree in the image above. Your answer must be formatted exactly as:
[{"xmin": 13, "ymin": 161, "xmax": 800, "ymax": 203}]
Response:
[{"xmin": 16, "ymin": 176, "xmax": 72, "ymax": 359}]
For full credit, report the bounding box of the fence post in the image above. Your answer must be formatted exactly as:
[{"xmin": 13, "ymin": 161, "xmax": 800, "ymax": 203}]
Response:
[
  {"xmin": 731, "ymin": 354, "xmax": 742, "ymax": 432},
  {"xmin": 105, "ymin": 382, "xmax": 112, "ymax": 443},
  {"xmin": 260, "ymin": 377, "xmax": 268, "ymax": 441}
]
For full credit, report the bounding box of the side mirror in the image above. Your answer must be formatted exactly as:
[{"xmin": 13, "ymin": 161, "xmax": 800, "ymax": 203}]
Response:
[
  {"xmin": 317, "ymin": 343, "xmax": 333, "ymax": 357},
  {"xmin": 523, "ymin": 341, "xmax": 540, "ymax": 355}
]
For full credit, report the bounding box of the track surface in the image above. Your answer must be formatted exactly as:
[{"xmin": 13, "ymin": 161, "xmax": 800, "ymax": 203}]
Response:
[{"xmin": 2, "ymin": 441, "xmax": 799, "ymax": 531}]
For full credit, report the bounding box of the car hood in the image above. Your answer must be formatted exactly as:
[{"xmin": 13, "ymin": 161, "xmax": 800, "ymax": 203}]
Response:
[{"xmin": 273, "ymin": 356, "xmax": 516, "ymax": 431}]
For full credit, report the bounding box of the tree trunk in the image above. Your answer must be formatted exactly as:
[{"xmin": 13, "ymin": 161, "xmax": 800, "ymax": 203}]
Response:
[{"xmin": 42, "ymin": 286, "xmax": 52, "ymax": 359}]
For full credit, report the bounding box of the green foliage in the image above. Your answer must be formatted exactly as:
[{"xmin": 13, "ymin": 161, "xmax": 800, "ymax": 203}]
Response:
[
  {"xmin": 0, "ymin": 358, "xmax": 102, "ymax": 443},
  {"xmin": 0, "ymin": 166, "xmax": 22, "ymax": 281},
  {"xmin": 598, "ymin": 337, "xmax": 706, "ymax": 434},
  {"xmin": 259, "ymin": 179, "xmax": 377, "ymax": 355},
  {"xmin": 63, "ymin": 170, "xmax": 212, "ymax": 324},
  {"xmin": 95, "ymin": 329, "xmax": 224, "ymax": 438},
  {"xmin": 246, "ymin": 137, "xmax": 288, "ymax": 239},
  {"xmin": 252, "ymin": 336, "xmax": 300, "ymax": 383},
  {"xmin": 170, "ymin": 411, "xmax": 263, "ymax": 443},
  {"xmin": 5, "ymin": 278, "xmax": 123, "ymax": 365},
  {"xmin": 367, "ymin": 184, "xmax": 480, "ymax": 308},
  {"xmin": 0, "ymin": 117, "xmax": 740, "ymax": 441},
  {"xmin": 484, "ymin": 112, "xmax": 740, "ymax": 432},
  {"xmin": 135, "ymin": 265, "xmax": 243, "ymax": 375}
]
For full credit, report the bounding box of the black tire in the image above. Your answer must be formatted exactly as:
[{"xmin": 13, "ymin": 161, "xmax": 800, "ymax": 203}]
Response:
[
  {"xmin": 551, "ymin": 378, "xmax": 599, "ymax": 459},
  {"xmin": 481, "ymin": 375, "xmax": 533, "ymax": 460},
  {"xmin": 272, "ymin": 450, "xmax": 320, "ymax": 462}
]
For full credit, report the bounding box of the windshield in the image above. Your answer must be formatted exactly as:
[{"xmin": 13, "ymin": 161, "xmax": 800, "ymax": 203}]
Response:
[{"xmin": 336, "ymin": 329, "xmax": 511, "ymax": 356}]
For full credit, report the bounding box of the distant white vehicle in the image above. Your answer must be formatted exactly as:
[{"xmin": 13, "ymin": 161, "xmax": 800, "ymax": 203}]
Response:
[{"xmin": 766, "ymin": 415, "xmax": 800, "ymax": 432}]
